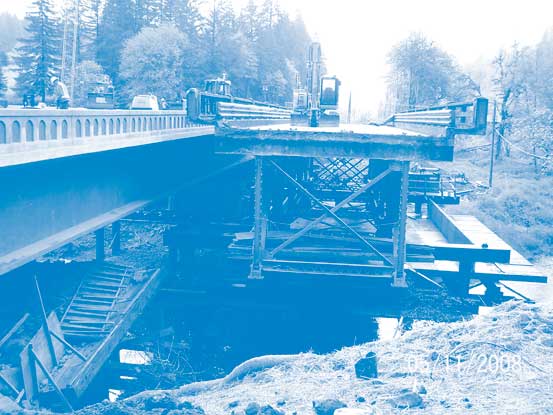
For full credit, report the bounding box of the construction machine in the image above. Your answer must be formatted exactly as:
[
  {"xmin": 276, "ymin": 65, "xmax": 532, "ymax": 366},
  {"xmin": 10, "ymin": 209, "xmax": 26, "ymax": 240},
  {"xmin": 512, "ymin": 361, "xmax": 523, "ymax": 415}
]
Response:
[
  {"xmin": 186, "ymin": 75, "xmax": 288, "ymax": 123},
  {"xmin": 291, "ymin": 42, "xmax": 341, "ymax": 127}
]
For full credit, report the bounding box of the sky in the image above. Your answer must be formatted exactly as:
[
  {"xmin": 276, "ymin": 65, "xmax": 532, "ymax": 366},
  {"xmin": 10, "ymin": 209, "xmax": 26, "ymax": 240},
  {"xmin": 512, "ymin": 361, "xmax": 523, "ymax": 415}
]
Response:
[{"xmin": 2, "ymin": 0, "xmax": 553, "ymax": 114}]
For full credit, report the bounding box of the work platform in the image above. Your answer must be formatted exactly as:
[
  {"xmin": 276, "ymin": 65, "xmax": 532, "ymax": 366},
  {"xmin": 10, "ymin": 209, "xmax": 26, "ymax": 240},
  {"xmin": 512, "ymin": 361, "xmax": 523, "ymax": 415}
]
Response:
[
  {"xmin": 207, "ymin": 99, "xmax": 547, "ymax": 294},
  {"xmin": 216, "ymin": 123, "xmax": 454, "ymax": 161}
]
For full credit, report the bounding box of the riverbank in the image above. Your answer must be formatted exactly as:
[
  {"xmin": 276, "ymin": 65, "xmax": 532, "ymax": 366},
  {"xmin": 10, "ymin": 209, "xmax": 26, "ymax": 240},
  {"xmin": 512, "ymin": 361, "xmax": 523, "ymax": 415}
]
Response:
[{"xmin": 74, "ymin": 299, "xmax": 553, "ymax": 415}]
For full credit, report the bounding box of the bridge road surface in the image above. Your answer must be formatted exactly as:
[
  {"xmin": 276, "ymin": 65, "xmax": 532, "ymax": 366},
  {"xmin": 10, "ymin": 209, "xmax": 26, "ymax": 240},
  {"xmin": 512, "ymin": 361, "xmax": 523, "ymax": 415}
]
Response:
[{"xmin": 0, "ymin": 108, "xmax": 222, "ymax": 276}]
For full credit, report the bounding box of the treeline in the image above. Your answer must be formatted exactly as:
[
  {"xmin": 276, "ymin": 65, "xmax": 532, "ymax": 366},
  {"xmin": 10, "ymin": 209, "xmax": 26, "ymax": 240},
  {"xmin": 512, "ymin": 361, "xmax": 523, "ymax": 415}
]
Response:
[
  {"xmin": 383, "ymin": 33, "xmax": 480, "ymax": 115},
  {"xmin": 0, "ymin": 13, "xmax": 25, "ymax": 96},
  {"xmin": 384, "ymin": 32, "xmax": 553, "ymax": 175},
  {"xmin": 5, "ymin": 0, "xmax": 312, "ymax": 106}
]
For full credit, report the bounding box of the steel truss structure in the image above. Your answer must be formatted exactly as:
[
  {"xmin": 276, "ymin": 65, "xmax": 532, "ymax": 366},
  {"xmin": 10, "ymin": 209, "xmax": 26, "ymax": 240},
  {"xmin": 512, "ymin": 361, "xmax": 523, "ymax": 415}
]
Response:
[{"xmin": 249, "ymin": 156, "xmax": 410, "ymax": 287}]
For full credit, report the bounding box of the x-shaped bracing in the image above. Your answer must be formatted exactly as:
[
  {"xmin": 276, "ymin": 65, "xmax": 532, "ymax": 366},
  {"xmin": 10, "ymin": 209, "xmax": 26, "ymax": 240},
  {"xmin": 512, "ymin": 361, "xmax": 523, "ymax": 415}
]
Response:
[{"xmin": 268, "ymin": 160, "xmax": 394, "ymax": 265}]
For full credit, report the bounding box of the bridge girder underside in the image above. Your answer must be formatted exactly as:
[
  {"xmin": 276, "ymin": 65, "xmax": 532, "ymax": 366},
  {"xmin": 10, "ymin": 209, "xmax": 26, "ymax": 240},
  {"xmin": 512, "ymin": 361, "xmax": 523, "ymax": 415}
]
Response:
[{"xmin": 0, "ymin": 135, "xmax": 238, "ymax": 276}]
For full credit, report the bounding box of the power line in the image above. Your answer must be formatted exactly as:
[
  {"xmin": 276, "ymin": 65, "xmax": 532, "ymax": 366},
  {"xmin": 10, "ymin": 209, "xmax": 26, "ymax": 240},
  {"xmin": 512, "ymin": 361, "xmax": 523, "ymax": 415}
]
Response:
[{"xmin": 495, "ymin": 129, "xmax": 550, "ymax": 161}]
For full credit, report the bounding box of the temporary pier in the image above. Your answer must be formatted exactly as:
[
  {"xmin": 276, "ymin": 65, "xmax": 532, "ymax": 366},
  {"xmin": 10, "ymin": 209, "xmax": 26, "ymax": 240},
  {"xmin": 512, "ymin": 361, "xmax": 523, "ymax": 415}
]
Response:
[{"xmin": 205, "ymin": 98, "xmax": 547, "ymax": 294}]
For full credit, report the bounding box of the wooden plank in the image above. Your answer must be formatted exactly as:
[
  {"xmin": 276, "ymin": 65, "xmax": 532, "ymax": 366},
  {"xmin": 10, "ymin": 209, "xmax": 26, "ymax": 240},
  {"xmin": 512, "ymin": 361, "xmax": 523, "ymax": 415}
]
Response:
[
  {"xmin": 19, "ymin": 312, "xmax": 65, "ymax": 403},
  {"xmin": 62, "ymin": 323, "xmax": 107, "ymax": 330},
  {"xmin": 63, "ymin": 319, "xmax": 108, "ymax": 325},
  {"xmin": 85, "ymin": 280, "xmax": 123, "ymax": 287},
  {"xmin": 450, "ymin": 214, "xmax": 530, "ymax": 266},
  {"xmin": 79, "ymin": 293, "xmax": 118, "ymax": 300},
  {"xmin": 0, "ymin": 371, "xmax": 19, "ymax": 396},
  {"xmin": 0, "ymin": 313, "xmax": 29, "ymax": 350},
  {"xmin": 71, "ymin": 304, "xmax": 114, "ymax": 311},
  {"xmin": 263, "ymin": 267, "xmax": 393, "ymax": 279},
  {"xmin": 428, "ymin": 201, "xmax": 471, "ymax": 244},
  {"xmin": 413, "ymin": 262, "xmax": 547, "ymax": 283},
  {"xmin": 49, "ymin": 331, "xmax": 86, "ymax": 362},
  {"xmin": 29, "ymin": 348, "xmax": 74, "ymax": 412},
  {"xmin": 432, "ymin": 243, "xmax": 510, "ymax": 263},
  {"xmin": 66, "ymin": 310, "xmax": 108, "ymax": 317},
  {"xmin": 73, "ymin": 299, "xmax": 113, "ymax": 305}
]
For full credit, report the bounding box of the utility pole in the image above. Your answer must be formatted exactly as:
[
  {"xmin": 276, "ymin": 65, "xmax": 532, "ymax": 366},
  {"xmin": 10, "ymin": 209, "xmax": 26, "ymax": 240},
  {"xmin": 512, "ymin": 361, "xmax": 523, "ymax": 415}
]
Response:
[
  {"xmin": 60, "ymin": 7, "xmax": 69, "ymax": 82},
  {"xmin": 347, "ymin": 91, "xmax": 352, "ymax": 124},
  {"xmin": 489, "ymin": 99, "xmax": 497, "ymax": 188},
  {"xmin": 69, "ymin": 0, "xmax": 80, "ymax": 101}
]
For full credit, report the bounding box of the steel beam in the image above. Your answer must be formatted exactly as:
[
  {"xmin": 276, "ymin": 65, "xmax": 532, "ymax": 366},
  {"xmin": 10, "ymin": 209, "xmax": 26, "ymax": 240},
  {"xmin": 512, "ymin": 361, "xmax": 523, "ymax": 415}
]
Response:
[
  {"xmin": 250, "ymin": 157, "xmax": 267, "ymax": 279},
  {"xmin": 392, "ymin": 161, "xmax": 409, "ymax": 287}
]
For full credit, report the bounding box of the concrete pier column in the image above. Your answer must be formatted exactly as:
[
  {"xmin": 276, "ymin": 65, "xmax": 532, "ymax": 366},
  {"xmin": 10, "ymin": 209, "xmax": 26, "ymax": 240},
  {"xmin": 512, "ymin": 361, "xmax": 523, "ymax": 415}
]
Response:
[{"xmin": 95, "ymin": 227, "xmax": 105, "ymax": 262}]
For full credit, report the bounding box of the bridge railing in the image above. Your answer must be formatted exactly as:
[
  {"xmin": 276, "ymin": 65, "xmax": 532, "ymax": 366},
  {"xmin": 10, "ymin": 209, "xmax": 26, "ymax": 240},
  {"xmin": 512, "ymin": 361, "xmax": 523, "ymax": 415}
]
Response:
[
  {"xmin": 384, "ymin": 97, "xmax": 489, "ymax": 136},
  {"xmin": 0, "ymin": 109, "xmax": 194, "ymax": 146},
  {"xmin": 216, "ymin": 102, "xmax": 291, "ymax": 120}
]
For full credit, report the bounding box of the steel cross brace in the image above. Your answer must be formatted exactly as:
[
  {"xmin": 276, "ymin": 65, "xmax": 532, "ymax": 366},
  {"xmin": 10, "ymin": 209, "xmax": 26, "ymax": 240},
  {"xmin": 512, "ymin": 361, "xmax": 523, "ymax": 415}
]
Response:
[
  {"xmin": 268, "ymin": 160, "xmax": 394, "ymax": 265},
  {"xmin": 392, "ymin": 161, "xmax": 409, "ymax": 287},
  {"xmin": 250, "ymin": 156, "xmax": 267, "ymax": 279},
  {"xmin": 316, "ymin": 158, "xmax": 368, "ymax": 190}
]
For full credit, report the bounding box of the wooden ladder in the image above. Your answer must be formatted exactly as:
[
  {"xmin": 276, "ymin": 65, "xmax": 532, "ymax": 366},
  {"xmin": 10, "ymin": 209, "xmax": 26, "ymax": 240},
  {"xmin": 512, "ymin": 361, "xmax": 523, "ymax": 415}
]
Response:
[{"xmin": 61, "ymin": 263, "xmax": 130, "ymax": 342}]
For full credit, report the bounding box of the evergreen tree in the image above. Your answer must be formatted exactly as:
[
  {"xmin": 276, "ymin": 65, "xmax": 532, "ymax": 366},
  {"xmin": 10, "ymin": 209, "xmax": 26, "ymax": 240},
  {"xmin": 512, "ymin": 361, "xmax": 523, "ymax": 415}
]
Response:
[
  {"xmin": 0, "ymin": 50, "xmax": 7, "ymax": 96},
  {"xmin": 0, "ymin": 13, "xmax": 26, "ymax": 53},
  {"xmin": 14, "ymin": 0, "xmax": 61, "ymax": 102},
  {"xmin": 202, "ymin": 0, "xmax": 235, "ymax": 75},
  {"xmin": 386, "ymin": 33, "xmax": 478, "ymax": 112},
  {"xmin": 238, "ymin": 0, "xmax": 260, "ymax": 42},
  {"xmin": 97, "ymin": 0, "xmax": 138, "ymax": 87},
  {"xmin": 162, "ymin": 0, "xmax": 202, "ymax": 40}
]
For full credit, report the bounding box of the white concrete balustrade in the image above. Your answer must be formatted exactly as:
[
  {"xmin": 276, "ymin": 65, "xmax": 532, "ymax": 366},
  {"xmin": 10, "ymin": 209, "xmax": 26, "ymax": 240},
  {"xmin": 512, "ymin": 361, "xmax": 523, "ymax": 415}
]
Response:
[{"xmin": 0, "ymin": 109, "xmax": 214, "ymax": 167}]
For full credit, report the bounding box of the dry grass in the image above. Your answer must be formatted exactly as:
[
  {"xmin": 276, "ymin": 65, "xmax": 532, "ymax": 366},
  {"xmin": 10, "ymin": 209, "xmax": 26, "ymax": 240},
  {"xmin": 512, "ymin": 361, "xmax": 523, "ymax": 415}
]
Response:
[{"xmin": 111, "ymin": 301, "xmax": 553, "ymax": 415}]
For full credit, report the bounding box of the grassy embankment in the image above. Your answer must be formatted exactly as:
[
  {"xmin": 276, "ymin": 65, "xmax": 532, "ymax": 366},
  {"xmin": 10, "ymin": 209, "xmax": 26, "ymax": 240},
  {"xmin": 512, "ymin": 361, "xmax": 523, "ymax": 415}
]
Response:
[{"xmin": 441, "ymin": 136, "xmax": 553, "ymax": 261}]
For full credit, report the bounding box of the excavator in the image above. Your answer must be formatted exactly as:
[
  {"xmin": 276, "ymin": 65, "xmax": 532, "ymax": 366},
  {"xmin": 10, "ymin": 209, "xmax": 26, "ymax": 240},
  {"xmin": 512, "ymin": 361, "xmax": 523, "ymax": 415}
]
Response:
[{"xmin": 291, "ymin": 42, "xmax": 341, "ymax": 127}]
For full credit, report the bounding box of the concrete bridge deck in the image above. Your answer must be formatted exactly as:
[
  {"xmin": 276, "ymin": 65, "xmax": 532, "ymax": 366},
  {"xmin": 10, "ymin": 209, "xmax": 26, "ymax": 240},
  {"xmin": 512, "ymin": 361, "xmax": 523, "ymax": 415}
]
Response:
[
  {"xmin": 0, "ymin": 108, "xmax": 213, "ymax": 167},
  {"xmin": 216, "ymin": 123, "xmax": 454, "ymax": 161},
  {"xmin": 0, "ymin": 108, "xmax": 220, "ymax": 276}
]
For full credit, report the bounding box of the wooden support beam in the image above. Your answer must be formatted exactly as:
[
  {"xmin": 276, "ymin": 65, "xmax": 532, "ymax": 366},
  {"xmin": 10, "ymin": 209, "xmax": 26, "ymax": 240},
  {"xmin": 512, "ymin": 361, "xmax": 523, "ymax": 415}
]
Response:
[
  {"xmin": 0, "ymin": 371, "xmax": 19, "ymax": 396},
  {"xmin": 49, "ymin": 330, "xmax": 87, "ymax": 362},
  {"xmin": 24, "ymin": 345, "xmax": 39, "ymax": 405},
  {"xmin": 16, "ymin": 388, "xmax": 25, "ymax": 404},
  {"xmin": 34, "ymin": 276, "xmax": 57, "ymax": 367},
  {"xmin": 250, "ymin": 157, "xmax": 266, "ymax": 279},
  {"xmin": 432, "ymin": 244, "xmax": 510, "ymax": 263},
  {"xmin": 29, "ymin": 347, "xmax": 74, "ymax": 412},
  {"xmin": 0, "ymin": 313, "xmax": 29, "ymax": 351}
]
